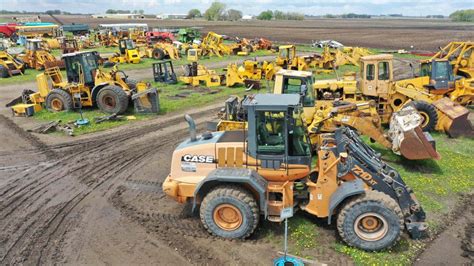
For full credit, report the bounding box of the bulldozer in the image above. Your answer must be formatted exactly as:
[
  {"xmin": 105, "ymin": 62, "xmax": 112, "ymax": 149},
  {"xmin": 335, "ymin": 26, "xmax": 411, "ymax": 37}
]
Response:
[
  {"xmin": 163, "ymin": 93, "xmax": 427, "ymax": 251},
  {"xmin": 312, "ymin": 54, "xmax": 473, "ymax": 138},
  {"xmin": 18, "ymin": 39, "xmax": 65, "ymax": 70},
  {"xmin": 0, "ymin": 42, "xmax": 25, "ymax": 78},
  {"xmin": 109, "ymin": 38, "xmax": 141, "ymax": 64},
  {"xmin": 7, "ymin": 51, "xmax": 159, "ymax": 116},
  {"xmin": 179, "ymin": 49, "xmax": 223, "ymax": 87}
]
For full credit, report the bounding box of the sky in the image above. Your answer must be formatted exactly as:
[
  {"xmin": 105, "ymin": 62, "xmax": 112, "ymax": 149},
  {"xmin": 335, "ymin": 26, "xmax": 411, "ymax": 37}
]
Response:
[{"xmin": 2, "ymin": 0, "xmax": 473, "ymax": 16}]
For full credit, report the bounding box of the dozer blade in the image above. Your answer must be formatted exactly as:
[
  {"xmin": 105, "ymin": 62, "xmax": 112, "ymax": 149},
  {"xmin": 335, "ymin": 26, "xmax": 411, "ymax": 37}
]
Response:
[
  {"xmin": 389, "ymin": 106, "xmax": 441, "ymax": 160},
  {"xmin": 432, "ymin": 97, "xmax": 473, "ymax": 138}
]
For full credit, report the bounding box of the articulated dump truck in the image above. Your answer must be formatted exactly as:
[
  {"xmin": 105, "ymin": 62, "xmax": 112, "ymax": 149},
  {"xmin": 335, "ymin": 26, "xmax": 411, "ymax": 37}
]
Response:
[{"xmin": 163, "ymin": 94, "xmax": 427, "ymax": 251}]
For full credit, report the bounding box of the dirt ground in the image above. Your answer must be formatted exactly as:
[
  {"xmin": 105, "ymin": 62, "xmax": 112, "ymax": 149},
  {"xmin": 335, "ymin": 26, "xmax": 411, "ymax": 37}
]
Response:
[{"xmin": 36, "ymin": 15, "xmax": 474, "ymax": 51}]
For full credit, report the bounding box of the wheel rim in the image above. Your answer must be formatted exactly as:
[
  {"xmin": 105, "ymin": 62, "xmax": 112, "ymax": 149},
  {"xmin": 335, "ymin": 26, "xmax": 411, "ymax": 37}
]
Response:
[
  {"xmin": 354, "ymin": 212, "xmax": 388, "ymax": 242},
  {"xmin": 213, "ymin": 204, "xmax": 243, "ymax": 231},
  {"xmin": 419, "ymin": 111, "xmax": 430, "ymax": 128},
  {"xmin": 103, "ymin": 95, "xmax": 116, "ymax": 108},
  {"xmin": 51, "ymin": 98, "xmax": 63, "ymax": 111}
]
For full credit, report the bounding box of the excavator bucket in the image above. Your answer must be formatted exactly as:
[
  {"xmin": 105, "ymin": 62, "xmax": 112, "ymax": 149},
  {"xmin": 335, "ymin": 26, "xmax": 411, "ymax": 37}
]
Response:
[
  {"xmin": 432, "ymin": 97, "xmax": 473, "ymax": 138},
  {"xmin": 389, "ymin": 106, "xmax": 441, "ymax": 160}
]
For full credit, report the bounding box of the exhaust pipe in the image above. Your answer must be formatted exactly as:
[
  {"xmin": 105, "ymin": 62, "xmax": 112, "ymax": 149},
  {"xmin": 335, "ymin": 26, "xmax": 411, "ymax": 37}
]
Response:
[{"xmin": 184, "ymin": 114, "xmax": 197, "ymax": 142}]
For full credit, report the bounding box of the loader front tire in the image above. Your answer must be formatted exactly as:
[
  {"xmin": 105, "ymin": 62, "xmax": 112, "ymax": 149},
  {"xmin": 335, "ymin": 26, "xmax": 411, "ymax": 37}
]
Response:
[
  {"xmin": 152, "ymin": 48, "xmax": 165, "ymax": 60},
  {"xmin": 46, "ymin": 89, "xmax": 73, "ymax": 112},
  {"xmin": 96, "ymin": 85, "xmax": 129, "ymax": 114},
  {"xmin": 412, "ymin": 101, "xmax": 438, "ymax": 132},
  {"xmin": 200, "ymin": 185, "xmax": 259, "ymax": 239},
  {"xmin": 337, "ymin": 190, "xmax": 403, "ymax": 251},
  {"xmin": 0, "ymin": 65, "xmax": 9, "ymax": 78}
]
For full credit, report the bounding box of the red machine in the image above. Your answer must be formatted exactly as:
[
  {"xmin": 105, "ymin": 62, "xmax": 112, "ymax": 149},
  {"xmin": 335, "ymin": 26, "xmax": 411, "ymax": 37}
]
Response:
[
  {"xmin": 146, "ymin": 31, "xmax": 175, "ymax": 44},
  {"xmin": 0, "ymin": 23, "xmax": 18, "ymax": 38}
]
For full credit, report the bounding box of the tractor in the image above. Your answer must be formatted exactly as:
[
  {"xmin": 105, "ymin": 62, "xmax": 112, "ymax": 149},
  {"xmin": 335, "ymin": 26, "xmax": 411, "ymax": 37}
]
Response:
[
  {"xmin": 163, "ymin": 93, "xmax": 427, "ymax": 251},
  {"xmin": 8, "ymin": 51, "xmax": 158, "ymax": 116}
]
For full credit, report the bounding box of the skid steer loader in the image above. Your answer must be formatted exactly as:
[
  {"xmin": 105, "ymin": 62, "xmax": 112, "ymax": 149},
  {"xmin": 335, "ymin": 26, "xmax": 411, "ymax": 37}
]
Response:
[
  {"xmin": 18, "ymin": 39, "xmax": 65, "ymax": 70},
  {"xmin": 312, "ymin": 54, "xmax": 473, "ymax": 138},
  {"xmin": 109, "ymin": 38, "xmax": 141, "ymax": 64},
  {"xmin": 7, "ymin": 51, "xmax": 159, "ymax": 116},
  {"xmin": 163, "ymin": 94, "xmax": 427, "ymax": 251}
]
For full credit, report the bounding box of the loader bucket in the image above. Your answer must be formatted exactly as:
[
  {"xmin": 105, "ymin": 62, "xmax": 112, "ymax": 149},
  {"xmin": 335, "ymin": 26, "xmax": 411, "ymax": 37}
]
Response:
[
  {"xmin": 44, "ymin": 60, "xmax": 65, "ymax": 70},
  {"xmin": 131, "ymin": 87, "xmax": 160, "ymax": 114},
  {"xmin": 432, "ymin": 97, "xmax": 473, "ymax": 138},
  {"xmin": 389, "ymin": 106, "xmax": 441, "ymax": 160}
]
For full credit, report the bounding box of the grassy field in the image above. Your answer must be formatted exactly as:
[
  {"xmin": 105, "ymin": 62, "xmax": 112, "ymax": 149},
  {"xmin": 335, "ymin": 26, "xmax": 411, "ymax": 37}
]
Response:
[{"xmin": 33, "ymin": 80, "xmax": 249, "ymax": 135}]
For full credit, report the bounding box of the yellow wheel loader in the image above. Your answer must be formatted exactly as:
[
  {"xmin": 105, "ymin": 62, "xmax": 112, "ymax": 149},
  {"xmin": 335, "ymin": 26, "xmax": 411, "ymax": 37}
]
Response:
[
  {"xmin": 109, "ymin": 39, "xmax": 141, "ymax": 64},
  {"xmin": 313, "ymin": 54, "xmax": 473, "ymax": 138},
  {"xmin": 18, "ymin": 39, "xmax": 65, "ymax": 70},
  {"xmin": 7, "ymin": 51, "xmax": 159, "ymax": 116},
  {"xmin": 0, "ymin": 42, "xmax": 25, "ymax": 78},
  {"xmin": 163, "ymin": 93, "xmax": 427, "ymax": 251},
  {"xmin": 139, "ymin": 42, "xmax": 181, "ymax": 60},
  {"xmin": 430, "ymin": 41, "xmax": 473, "ymax": 79}
]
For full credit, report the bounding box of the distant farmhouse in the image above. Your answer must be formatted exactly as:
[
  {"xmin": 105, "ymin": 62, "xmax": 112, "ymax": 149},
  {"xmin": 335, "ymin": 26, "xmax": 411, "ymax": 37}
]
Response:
[{"xmin": 156, "ymin": 14, "xmax": 188, "ymax": 19}]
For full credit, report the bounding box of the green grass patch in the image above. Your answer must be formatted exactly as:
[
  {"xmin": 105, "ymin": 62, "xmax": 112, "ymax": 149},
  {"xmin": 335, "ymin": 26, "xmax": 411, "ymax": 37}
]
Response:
[{"xmin": 31, "ymin": 80, "xmax": 251, "ymax": 136}]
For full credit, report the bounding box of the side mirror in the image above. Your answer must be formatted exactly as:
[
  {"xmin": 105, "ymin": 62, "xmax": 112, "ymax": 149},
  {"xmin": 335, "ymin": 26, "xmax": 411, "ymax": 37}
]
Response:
[{"xmin": 409, "ymin": 63, "xmax": 415, "ymax": 77}]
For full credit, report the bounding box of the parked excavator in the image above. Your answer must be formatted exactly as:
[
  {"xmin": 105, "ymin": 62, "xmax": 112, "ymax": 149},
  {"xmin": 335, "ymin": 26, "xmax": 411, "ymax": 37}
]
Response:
[{"xmin": 163, "ymin": 93, "xmax": 427, "ymax": 252}]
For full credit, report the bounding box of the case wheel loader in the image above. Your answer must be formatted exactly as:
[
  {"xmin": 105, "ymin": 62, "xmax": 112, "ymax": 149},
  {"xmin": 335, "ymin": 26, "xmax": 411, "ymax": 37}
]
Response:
[
  {"xmin": 18, "ymin": 39, "xmax": 65, "ymax": 70},
  {"xmin": 7, "ymin": 51, "xmax": 159, "ymax": 116},
  {"xmin": 312, "ymin": 54, "xmax": 473, "ymax": 138},
  {"xmin": 163, "ymin": 94, "xmax": 427, "ymax": 251}
]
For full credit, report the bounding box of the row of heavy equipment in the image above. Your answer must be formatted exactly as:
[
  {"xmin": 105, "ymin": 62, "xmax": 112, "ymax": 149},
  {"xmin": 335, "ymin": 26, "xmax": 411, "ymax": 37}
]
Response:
[{"xmin": 161, "ymin": 42, "xmax": 473, "ymax": 254}]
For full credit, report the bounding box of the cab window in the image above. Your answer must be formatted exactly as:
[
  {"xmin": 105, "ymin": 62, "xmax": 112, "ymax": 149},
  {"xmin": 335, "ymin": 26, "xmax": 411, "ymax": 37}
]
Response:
[
  {"xmin": 434, "ymin": 62, "xmax": 449, "ymax": 80},
  {"xmin": 378, "ymin": 62, "xmax": 390, "ymax": 80},
  {"xmin": 366, "ymin": 64, "xmax": 375, "ymax": 80},
  {"xmin": 256, "ymin": 111, "xmax": 285, "ymax": 155},
  {"xmin": 282, "ymin": 77, "xmax": 314, "ymax": 107},
  {"xmin": 288, "ymin": 109, "xmax": 311, "ymax": 156}
]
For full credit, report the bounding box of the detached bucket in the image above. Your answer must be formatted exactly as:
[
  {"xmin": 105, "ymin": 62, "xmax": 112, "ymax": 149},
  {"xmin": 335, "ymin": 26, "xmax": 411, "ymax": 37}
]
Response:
[
  {"xmin": 432, "ymin": 98, "xmax": 473, "ymax": 138},
  {"xmin": 389, "ymin": 106, "xmax": 441, "ymax": 160}
]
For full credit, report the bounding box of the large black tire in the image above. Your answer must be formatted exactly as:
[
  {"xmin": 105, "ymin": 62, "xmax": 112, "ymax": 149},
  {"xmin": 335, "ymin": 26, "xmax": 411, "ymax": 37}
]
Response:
[
  {"xmin": 0, "ymin": 65, "xmax": 9, "ymax": 78},
  {"xmin": 152, "ymin": 48, "xmax": 165, "ymax": 60},
  {"xmin": 412, "ymin": 101, "xmax": 438, "ymax": 132},
  {"xmin": 96, "ymin": 85, "xmax": 129, "ymax": 114},
  {"xmin": 337, "ymin": 191, "xmax": 404, "ymax": 251},
  {"xmin": 45, "ymin": 89, "xmax": 73, "ymax": 112},
  {"xmin": 200, "ymin": 185, "xmax": 259, "ymax": 239}
]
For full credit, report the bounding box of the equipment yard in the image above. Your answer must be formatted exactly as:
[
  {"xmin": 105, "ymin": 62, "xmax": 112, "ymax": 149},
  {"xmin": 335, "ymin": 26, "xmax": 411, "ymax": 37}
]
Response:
[{"xmin": 1, "ymin": 6, "xmax": 474, "ymax": 266}]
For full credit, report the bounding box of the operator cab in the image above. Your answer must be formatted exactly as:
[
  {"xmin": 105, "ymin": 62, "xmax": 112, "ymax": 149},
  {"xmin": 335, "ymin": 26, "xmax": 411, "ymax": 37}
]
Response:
[
  {"xmin": 62, "ymin": 51, "xmax": 100, "ymax": 86},
  {"xmin": 420, "ymin": 60, "xmax": 456, "ymax": 91},
  {"xmin": 119, "ymin": 39, "xmax": 136, "ymax": 54},
  {"xmin": 244, "ymin": 94, "xmax": 312, "ymax": 171},
  {"xmin": 26, "ymin": 39, "xmax": 44, "ymax": 51},
  {"xmin": 274, "ymin": 70, "xmax": 315, "ymax": 107}
]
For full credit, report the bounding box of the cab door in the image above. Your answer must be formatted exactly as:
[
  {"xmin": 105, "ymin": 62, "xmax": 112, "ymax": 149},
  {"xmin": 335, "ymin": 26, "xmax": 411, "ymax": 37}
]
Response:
[{"xmin": 362, "ymin": 62, "xmax": 378, "ymax": 96}]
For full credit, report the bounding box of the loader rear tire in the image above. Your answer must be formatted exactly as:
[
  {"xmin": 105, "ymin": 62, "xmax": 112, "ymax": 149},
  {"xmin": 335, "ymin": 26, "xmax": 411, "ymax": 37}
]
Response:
[
  {"xmin": 46, "ymin": 89, "xmax": 73, "ymax": 112},
  {"xmin": 96, "ymin": 85, "xmax": 129, "ymax": 114},
  {"xmin": 337, "ymin": 190, "xmax": 403, "ymax": 251},
  {"xmin": 152, "ymin": 48, "xmax": 165, "ymax": 60},
  {"xmin": 200, "ymin": 185, "xmax": 259, "ymax": 239},
  {"xmin": 412, "ymin": 101, "xmax": 438, "ymax": 132},
  {"xmin": 0, "ymin": 65, "xmax": 9, "ymax": 78}
]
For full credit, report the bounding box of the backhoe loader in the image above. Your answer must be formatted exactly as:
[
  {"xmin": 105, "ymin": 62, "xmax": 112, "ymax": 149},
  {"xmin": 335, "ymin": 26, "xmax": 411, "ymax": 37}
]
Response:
[
  {"xmin": 18, "ymin": 39, "xmax": 64, "ymax": 70},
  {"xmin": 109, "ymin": 38, "xmax": 141, "ymax": 64},
  {"xmin": 312, "ymin": 54, "xmax": 473, "ymax": 137},
  {"xmin": 163, "ymin": 93, "xmax": 427, "ymax": 251},
  {"xmin": 0, "ymin": 42, "xmax": 25, "ymax": 78},
  {"xmin": 7, "ymin": 51, "xmax": 159, "ymax": 116}
]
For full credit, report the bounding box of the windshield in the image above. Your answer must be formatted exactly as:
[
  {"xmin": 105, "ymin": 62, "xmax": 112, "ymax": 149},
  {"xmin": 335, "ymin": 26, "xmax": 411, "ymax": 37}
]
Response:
[
  {"xmin": 288, "ymin": 107, "xmax": 311, "ymax": 157},
  {"xmin": 282, "ymin": 76, "xmax": 315, "ymax": 107},
  {"xmin": 433, "ymin": 61, "xmax": 450, "ymax": 80},
  {"xmin": 83, "ymin": 53, "xmax": 99, "ymax": 70},
  {"xmin": 420, "ymin": 62, "xmax": 431, "ymax": 77},
  {"xmin": 125, "ymin": 40, "xmax": 135, "ymax": 49}
]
